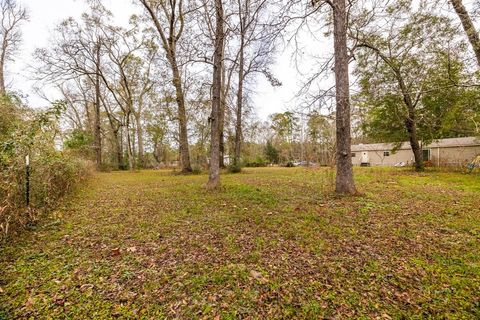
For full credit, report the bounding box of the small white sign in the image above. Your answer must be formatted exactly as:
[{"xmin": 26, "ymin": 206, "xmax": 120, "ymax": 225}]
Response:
[{"xmin": 25, "ymin": 154, "xmax": 30, "ymax": 166}]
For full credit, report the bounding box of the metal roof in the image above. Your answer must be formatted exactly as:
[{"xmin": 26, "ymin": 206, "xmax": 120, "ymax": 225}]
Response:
[{"xmin": 351, "ymin": 137, "xmax": 480, "ymax": 152}]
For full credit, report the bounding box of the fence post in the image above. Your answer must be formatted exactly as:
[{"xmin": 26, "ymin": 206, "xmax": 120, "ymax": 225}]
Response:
[{"xmin": 25, "ymin": 154, "xmax": 30, "ymax": 207}]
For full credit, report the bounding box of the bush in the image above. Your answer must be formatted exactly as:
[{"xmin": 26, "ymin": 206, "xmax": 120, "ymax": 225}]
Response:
[
  {"xmin": 30, "ymin": 152, "xmax": 93, "ymax": 208},
  {"xmin": 0, "ymin": 99, "xmax": 91, "ymax": 241},
  {"xmin": 245, "ymin": 156, "xmax": 267, "ymax": 167},
  {"xmin": 264, "ymin": 141, "xmax": 279, "ymax": 164},
  {"xmin": 227, "ymin": 163, "xmax": 242, "ymax": 173},
  {"xmin": 191, "ymin": 166, "xmax": 203, "ymax": 174},
  {"xmin": 64, "ymin": 129, "xmax": 93, "ymax": 159}
]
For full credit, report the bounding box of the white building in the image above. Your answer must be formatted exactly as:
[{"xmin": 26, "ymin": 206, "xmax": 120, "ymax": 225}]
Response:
[{"xmin": 351, "ymin": 137, "xmax": 480, "ymax": 167}]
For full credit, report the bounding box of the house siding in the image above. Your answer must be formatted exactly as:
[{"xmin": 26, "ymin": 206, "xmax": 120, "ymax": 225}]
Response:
[
  {"xmin": 351, "ymin": 138, "xmax": 480, "ymax": 167},
  {"xmin": 432, "ymin": 146, "xmax": 480, "ymax": 166},
  {"xmin": 352, "ymin": 149, "xmax": 414, "ymax": 166}
]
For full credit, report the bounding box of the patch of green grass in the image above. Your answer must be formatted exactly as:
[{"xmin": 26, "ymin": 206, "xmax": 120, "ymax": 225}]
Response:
[{"xmin": 1, "ymin": 167, "xmax": 480, "ymax": 319}]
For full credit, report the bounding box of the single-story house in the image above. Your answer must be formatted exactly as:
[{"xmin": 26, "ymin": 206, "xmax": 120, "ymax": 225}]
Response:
[{"xmin": 351, "ymin": 136, "xmax": 480, "ymax": 167}]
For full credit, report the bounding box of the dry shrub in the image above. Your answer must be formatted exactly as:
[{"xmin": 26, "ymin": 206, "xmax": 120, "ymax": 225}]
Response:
[
  {"xmin": 0, "ymin": 151, "xmax": 93, "ymax": 242},
  {"xmin": 0, "ymin": 98, "xmax": 93, "ymax": 241}
]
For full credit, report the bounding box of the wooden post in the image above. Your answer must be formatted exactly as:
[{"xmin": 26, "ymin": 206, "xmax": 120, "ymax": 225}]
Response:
[{"xmin": 25, "ymin": 154, "xmax": 30, "ymax": 207}]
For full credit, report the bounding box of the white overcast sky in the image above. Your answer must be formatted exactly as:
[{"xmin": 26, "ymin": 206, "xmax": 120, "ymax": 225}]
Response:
[{"xmin": 9, "ymin": 0, "xmax": 314, "ymax": 120}]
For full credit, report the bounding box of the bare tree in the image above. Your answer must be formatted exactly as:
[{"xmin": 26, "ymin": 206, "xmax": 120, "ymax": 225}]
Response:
[
  {"xmin": 35, "ymin": 5, "xmax": 157, "ymax": 171},
  {"xmin": 96, "ymin": 23, "xmax": 156, "ymax": 170},
  {"xmin": 286, "ymin": 0, "xmax": 356, "ymax": 194},
  {"xmin": 0, "ymin": 0, "xmax": 28, "ymax": 96},
  {"xmin": 232, "ymin": 0, "xmax": 277, "ymax": 169},
  {"xmin": 206, "ymin": 0, "xmax": 225, "ymax": 189},
  {"xmin": 34, "ymin": 9, "xmax": 106, "ymax": 169},
  {"xmin": 94, "ymin": 39, "xmax": 102, "ymax": 169},
  {"xmin": 192, "ymin": 0, "xmax": 230, "ymax": 169},
  {"xmin": 139, "ymin": 0, "xmax": 193, "ymax": 173}
]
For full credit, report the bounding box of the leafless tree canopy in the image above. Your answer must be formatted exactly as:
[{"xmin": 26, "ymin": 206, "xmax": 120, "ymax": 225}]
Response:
[{"xmin": 0, "ymin": 0, "xmax": 28, "ymax": 94}]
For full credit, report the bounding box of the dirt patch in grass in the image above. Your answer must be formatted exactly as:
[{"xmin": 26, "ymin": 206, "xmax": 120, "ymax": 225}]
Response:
[{"xmin": 1, "ymin": 167, "xmax": 480, "ymax": 319}]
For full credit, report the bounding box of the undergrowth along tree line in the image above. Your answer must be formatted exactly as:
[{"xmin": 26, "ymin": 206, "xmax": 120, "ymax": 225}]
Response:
[{"xmin": 0, "ymin": 96, "xmax": 93, "ymax": 241}]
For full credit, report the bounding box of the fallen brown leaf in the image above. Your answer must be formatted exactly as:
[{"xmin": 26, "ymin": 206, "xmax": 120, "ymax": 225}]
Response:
[{"xmin": 111, "ymin": 247, "xmax": 121, "ymax": 256}]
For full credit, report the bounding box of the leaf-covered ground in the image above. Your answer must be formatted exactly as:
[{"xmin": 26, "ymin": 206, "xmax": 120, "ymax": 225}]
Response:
[{"xmin": 1, "ymin": 167, "xmax": 480, "ymax": 319}]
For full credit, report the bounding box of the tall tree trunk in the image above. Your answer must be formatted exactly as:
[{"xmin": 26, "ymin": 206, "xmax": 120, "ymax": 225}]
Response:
[
  {"xmin": 153, "ymin": 142, "xmax": 160, "ymax": 163},
  {"xmin": 333, "ymin": 0, "xmax": 356, "ymax": 194},
  {"xmin": 126, "ymin": 113, "xmax": 135, "ymax": 171},
  {"xmin": 207, "ymin": 0, "xmax": 225, "ymax": 189},
  {"xmin": 132, "ymin": 119, "xmax": 137, "ymax": 162},
  {"xmin": 450, "ymin": 0, "xmax": 480, "ymax": 67},
  {"xmin": 219, "ymin": 62, "xmax": 226, "ymax": 168},
  {"xmin": 139, "ymin": 0, "xmax": 192, "ymax": 173},
  {"xmin": 109, "ymin": 123, "xmax": 123, "ymax": 170},
  {"xmin": 234, "ymin": 43, "xmax": 245, "ymax": 168},
  {"xmin": 114, "ymin": 128, "xmax": 124, "ymax": 170},
  {"xmin": 405, "ymin": 115, "xmax": 424, "ymax": 172},
  {"xmin": 120, "ymin": 125, "xmax": 125, "ymax": 167},
  {"xmin": 84, "ymin": 100, "xmax": 93, "ymax": 133},
  {"xmin": 398, "ymin": 78, "xmax": 424, "ymax": 171},
  {"xmin": 94, "ymin": 40, "xmax": 102, "ymax": 170},
  {"xmin": 135, "ymin": 113, "xmax": 144, "ymax": 168},
  {"xmin": 100, "ymin": 95, "xmax": 124, "ymax": 170},
  {"xmin": 171, "ymin": 62, "xmax": 193, "ymax": 173},
  {"xmin": 0, "ymin": 40, "xmax": 6, "ymax": 96}
]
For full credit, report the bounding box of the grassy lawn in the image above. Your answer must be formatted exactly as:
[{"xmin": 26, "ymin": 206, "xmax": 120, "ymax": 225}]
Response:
[{"xmin": 1, "ymin": 167, "xmax": 480, "ymax": 319}]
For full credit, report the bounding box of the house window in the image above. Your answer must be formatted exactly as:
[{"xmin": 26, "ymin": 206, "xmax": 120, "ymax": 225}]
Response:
[
  {"xmin": 351, "ymin": 153, "xmax": 356, "ymax": 157},
  {"xmin": 383, "ymin": 151, "xmax": 390, "ymax": 157},
  {"xmin": 423, "ymin": 149, "xmax": 431, "ymax": 161}
]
